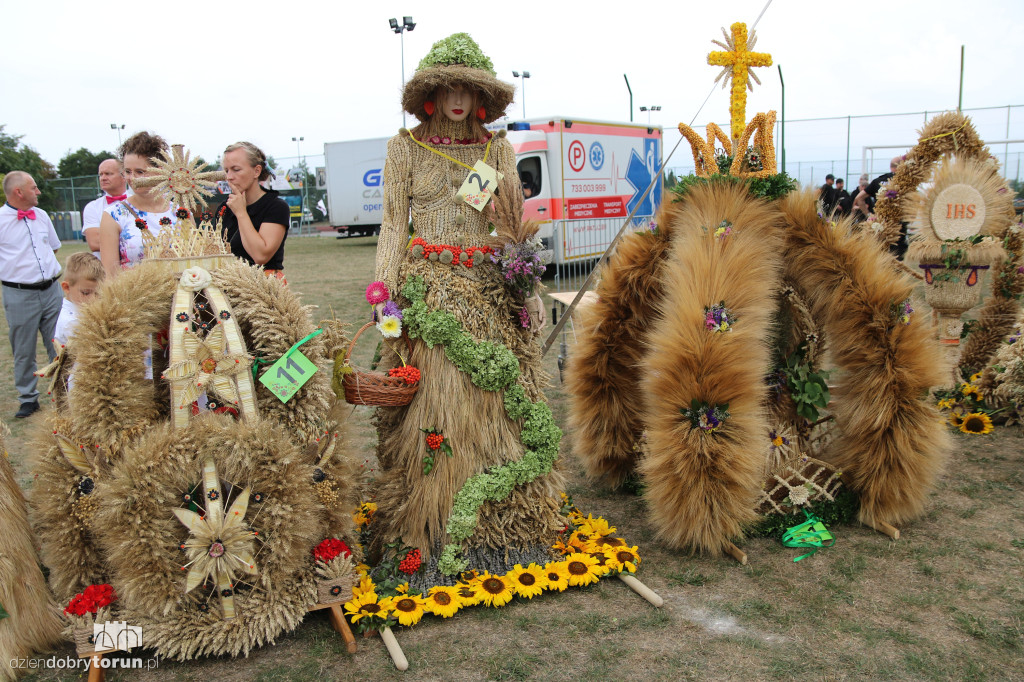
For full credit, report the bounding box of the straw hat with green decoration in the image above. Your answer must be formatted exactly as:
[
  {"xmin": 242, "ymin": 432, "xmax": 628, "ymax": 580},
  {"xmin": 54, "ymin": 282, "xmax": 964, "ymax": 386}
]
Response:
[{"xmin": 402, "ymin": 33, "xmax": 515, "ymax": 124}]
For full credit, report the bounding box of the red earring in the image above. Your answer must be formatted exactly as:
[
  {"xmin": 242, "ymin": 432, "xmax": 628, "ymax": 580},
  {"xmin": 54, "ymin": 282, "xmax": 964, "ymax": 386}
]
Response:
[
  {"xmin": 423, "ymin": 101, "xmax": 435, "ymax": 116},
  {"xmin": 477, "ymin": 106, "xmax": 486, "ymax": 120}
]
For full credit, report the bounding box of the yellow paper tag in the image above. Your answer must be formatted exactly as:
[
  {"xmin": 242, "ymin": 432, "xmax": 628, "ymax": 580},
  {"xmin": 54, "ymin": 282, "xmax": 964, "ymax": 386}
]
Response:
[{"xmin": 456, "ymin": 160, "xmax": 503, "ymax": 212}]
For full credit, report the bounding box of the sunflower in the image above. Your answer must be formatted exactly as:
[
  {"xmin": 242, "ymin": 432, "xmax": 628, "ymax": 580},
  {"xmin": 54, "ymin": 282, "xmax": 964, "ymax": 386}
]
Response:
[
  {"xmin": 454, "ymin": 581, "xmax": 483, "ymax": 607},
  {"xmin": 587, "ymin": 550, "xmax": 615, "ymax": 577},
  {"xmin": 344, "ymin": 591, "xmax": 391, "ymax": 624},
  {"xmin": 553, "ymin": 531, "xmax": 589, "ymax": 556},
  {"xmin": 355, "ymin": 562, "xmax": 371, "ymax": 577},
  {"xmin": 591, "ymin": 535, "xmax": 627, "ymax": 549},
  {"xmin": 607, "ymin": 546, "xmax": 641, "ymax": 573},
  {"xmin": 969, "ymin": 372, "xmax": 982, "ymax": 383},
  {"xmin": 476, "ymin": 572, "xmax": 515, "ymax": 607},
  {"xmin": 959, "ymin": 412, "xmax": 994, "ymax": 435},
  {"xmin": 395, "ymin": 583, "xmax": 409, "ymax": 594},
  {"xmin": 578, "ymin": 514, "xmax": 616, "ymax": 538},
  {"xmin": 352, "ymin": 575, "xmax": 375, "ymax": 597},
  {"xmin": 424, "ymin": 586, "xmax": 462, "ymax": 618},
  {"xmin": 936, "ymin": 398, "xmax": 955, "ymax": 410},
  {"xmin": 508, "ymin": 563, "xmax": 547, "ymax": 599},
  {"xmin": 352, "ymin": 501, "xmax": 377, "ymax": 526},
  {"xmin": 390, "ymin": 594, "xmax": 427, "ymax": 627},
  {"xmin": 564, "ymin": 553, "xmax": 603, "ymax": 587},
  {"xmin": 949, "ymin": 411, "xmax": 966, "ymax": 427},
  {"xmin": 543, "ymin": 561, "xmax": 570, "ymax": 592},
  {"xmin": 960, "ymin": 383, "xmax": 979, "ymax": 398}
]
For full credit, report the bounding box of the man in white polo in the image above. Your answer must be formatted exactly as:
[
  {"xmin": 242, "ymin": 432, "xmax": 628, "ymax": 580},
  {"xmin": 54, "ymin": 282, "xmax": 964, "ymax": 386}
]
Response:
[
  {"xmin": 81, "ymin": 158, "xmax": 128, "ymax": 257},
  {"xmin": 1, "ymin": 171, "xmax": 63, "ymax": 418}
]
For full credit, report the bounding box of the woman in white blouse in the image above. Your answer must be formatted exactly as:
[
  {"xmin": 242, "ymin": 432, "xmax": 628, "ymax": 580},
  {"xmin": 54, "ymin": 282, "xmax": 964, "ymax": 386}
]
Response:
[{"xmin": 98, "ymin": 131, "xmax": 177, "ymax": 277}]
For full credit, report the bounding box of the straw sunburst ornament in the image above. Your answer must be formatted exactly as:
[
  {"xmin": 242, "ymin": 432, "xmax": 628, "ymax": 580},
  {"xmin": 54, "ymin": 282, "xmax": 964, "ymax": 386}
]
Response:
[
  {"xmin": 138, "ymin": 144, "xmax": 225, "ymax": 216},
  {"xmin": 173, "ymin": 458, "xmax": 258, "ymax": 620}
]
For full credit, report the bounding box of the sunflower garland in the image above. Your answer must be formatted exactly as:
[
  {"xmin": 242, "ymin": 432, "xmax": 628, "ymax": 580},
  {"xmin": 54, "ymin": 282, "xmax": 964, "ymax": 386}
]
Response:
[{"xmin": 344, "ymin": 497, "xmax": 643, "ymax": 629}]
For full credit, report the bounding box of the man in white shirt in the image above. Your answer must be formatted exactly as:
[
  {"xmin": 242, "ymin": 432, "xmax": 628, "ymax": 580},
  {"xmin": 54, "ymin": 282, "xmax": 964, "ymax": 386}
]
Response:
[
  {"xmin": 0, "ymin": 171, "xmax": 63, "ymax": 418},
  {"xmin": 81, "ymin": 158, "xmax": 128, "ymax": 257}
]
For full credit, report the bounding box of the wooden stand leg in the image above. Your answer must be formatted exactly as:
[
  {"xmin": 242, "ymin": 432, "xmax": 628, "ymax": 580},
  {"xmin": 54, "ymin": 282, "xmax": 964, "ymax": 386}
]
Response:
[
  {"xmin": 379, "ymin": 626, "xmax": 409, "ymax": 671},
  {"xmin": 864, "ymin": 519, "xmax": 900, "ymax": 540},
  {"xmin": 617, "ymin": 573, "xmax": 664, "ymax": 607},
  {"xmin": 724, "ymin": 541, "xmax": 748, "ymax": 565},
  {"xmin": 327, "ymin": 604, "xmax": 358, "ymax": 654},
  {"xmin": 87, "ymin": 654, "xmax": 105, "ymax": 682}
]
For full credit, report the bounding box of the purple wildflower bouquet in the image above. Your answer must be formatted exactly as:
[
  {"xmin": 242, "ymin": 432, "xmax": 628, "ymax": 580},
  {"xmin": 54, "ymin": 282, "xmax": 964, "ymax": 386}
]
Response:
[
  {"xmin": 681, "ymin": 399, "xmax": 730, "ymax": 435},
  {"xmin": 491, "ymin": 237, "xmax": 547, "ymax": 327}
]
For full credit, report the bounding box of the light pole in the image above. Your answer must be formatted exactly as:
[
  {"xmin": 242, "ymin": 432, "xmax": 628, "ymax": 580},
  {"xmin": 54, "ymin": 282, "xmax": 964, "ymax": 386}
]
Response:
[
  {"xmin": 512, "ymin": 70, "xmax": 530, "ymax": 119},
  {"xmin": 389, "ymin": 16, "xmax": 416, "ymax": 127},
  {"xmin": 292, "ymin": 136, "xmax": 305, "ymax": 229},
  {"xmin": 639, "ymin": 106, "xmax": 661, "ymax": 125},
  {"xmin": 110, "ymin": 123, "xmax": 125, "ymax": 147}
]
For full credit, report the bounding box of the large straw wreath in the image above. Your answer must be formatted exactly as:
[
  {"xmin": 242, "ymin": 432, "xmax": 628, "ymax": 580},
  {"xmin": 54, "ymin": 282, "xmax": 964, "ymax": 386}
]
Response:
[{"xmin": 872, "ymin": 111, "xmax": 1022, "ymax": 377}]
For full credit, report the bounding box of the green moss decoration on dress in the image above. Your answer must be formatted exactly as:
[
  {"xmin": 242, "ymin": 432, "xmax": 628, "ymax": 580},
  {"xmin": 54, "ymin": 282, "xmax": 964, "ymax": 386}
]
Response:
[
  {"xmin": 416, "ymin": 32, "xmax": 496, "ymax": 75},
  {"xmin": 401, "ymin": 275, "xmax": 561, "ymax": 575}
]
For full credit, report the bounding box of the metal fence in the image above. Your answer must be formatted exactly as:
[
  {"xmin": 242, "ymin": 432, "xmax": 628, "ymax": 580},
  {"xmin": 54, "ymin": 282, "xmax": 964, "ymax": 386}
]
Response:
[
  {"xmin": 550, "ymin": 215, "xmax": 655, "ymax": 293},
  {"xmin": 665, "ymin": 104, "xmax": 1024, "ymax": 187}
]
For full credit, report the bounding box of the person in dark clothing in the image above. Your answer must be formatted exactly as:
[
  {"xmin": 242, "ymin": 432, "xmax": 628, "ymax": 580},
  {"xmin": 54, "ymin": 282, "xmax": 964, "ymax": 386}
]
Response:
[
  {"xmin": 219, "ymin": 141, "xmax": 290, "ymax": 281},
  {"xmin": 853, "ymin": 157, "xmax": 908, "ymax": 260},
  {"xmin": 834, "ymin": 178, "xmax": 851, "ymax": 215},
  {"xmin": 818, "ymin": 173, "xmax": 836, "ymax": 214}
]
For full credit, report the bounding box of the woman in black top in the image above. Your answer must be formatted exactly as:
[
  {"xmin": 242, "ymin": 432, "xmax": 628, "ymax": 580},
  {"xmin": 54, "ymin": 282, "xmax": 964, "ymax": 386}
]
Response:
[{"xmin": 219, "ymin": 141, "xmax": 290, "ymax": 280}]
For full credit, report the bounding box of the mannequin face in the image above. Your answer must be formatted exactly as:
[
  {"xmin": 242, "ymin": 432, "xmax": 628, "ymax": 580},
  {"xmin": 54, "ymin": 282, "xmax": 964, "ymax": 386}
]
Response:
[{"xmin": 440, "ymin": 86, "xmax": 472, "ymax": 122}]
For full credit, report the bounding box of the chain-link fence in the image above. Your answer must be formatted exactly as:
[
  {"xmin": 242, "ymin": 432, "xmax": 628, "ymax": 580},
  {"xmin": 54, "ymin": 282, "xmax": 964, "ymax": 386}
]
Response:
[{"xmin": 666, "ymin": 104, "xmax": 1024, "ymax": 187}]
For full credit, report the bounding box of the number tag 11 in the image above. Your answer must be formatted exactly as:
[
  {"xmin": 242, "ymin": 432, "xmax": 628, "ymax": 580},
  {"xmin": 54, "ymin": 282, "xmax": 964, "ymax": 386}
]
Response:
[
  {"xmin": 456, "ymin": 160, "xmax": 503, "ymax": 212},
  {"xmin": 259, "ymin": 350, "xmax": 317, "ymax": 402}
]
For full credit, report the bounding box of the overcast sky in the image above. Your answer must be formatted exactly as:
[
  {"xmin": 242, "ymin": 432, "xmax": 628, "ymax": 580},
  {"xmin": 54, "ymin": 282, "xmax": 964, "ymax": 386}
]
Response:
[{"xmin": 3, "ymin": 0, "xmax": 1022, "ymax": 183}]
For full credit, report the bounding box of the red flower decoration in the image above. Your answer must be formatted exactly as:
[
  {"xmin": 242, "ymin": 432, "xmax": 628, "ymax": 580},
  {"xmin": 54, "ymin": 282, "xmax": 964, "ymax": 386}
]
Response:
[
  {"xmin": 313, "ymin": 538, "xmax": 352, "ymax": 564},
  {"xmin": 64, "ymin": 584, "xmax": 117, "ymax": 616},
  {"xmin": 135, "ymin": 218, "xmax": 148, "ymax": 230}
]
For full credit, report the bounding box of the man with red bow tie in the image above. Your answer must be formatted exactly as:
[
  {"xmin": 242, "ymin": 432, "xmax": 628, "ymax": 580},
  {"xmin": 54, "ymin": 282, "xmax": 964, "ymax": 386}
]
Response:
[
  {"xmin": 1, "ymin": 171, "xmax": 63, "ymax": 418},
  {"xmin": 81, "ymin": 158, "xmax": 128, "ymax": 257}
]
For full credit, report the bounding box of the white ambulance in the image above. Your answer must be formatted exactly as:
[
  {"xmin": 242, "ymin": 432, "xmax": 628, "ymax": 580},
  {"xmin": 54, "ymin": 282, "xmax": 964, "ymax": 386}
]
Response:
[
  {"xmin": 507, "ymin": 117, "xmax": 663, "ymax": 264},
  {"xmin": 322, "ymin": 118, "xmax": 663, "ymax": 260}
]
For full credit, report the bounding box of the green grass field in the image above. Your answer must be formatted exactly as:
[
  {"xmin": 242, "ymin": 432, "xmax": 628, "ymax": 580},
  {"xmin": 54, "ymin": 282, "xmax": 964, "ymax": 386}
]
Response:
[{"xmin": 4, "ymin": 235, "xmax": 1023, "ymax": 681}]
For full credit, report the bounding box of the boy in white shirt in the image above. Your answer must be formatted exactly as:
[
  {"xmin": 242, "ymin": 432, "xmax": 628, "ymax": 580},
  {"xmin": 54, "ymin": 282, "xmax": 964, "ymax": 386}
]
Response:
[{"xmin": 54, "ymin": 252, "xmax": 105, "ymax": 346}]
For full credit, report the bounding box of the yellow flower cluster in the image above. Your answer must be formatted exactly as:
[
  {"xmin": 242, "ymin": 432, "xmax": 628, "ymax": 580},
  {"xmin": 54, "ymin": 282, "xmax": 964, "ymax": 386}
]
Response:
[{"xmin": 342, "ymin": 507, "xmax": 641, "ymax": 628}]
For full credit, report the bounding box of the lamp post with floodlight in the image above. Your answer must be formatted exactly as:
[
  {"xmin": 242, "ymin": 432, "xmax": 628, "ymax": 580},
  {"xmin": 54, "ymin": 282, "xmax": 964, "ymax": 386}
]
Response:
[
  {"xmin": 512, "ymin": 70, "xmax": 530, "ymax": 119},
  {"xmin": 292, "ymin": 136, "xmax": 305, "ymax": 230},
  {"xmin": 639, "ymin": 106, "xmax": 661, "ymax": 125},
  {"xmin": 389, "ymin": 16, "xmax": 416, "ymax": 127},
  {"xmin": 110, "ymin": 123, "xmax": 125, "ymax": 147}
]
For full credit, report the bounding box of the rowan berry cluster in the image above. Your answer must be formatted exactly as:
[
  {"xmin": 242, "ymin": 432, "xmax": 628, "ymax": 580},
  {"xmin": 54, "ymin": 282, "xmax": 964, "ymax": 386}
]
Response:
[
  {"xmin": 425, "ymin": 432, "xmax": 444, "ymax": 450},
  {"xmin": 398, "ymin": 548, "xmax": 422, "ymax": 574},
  {"xmin": 387, "ymin": 365, "xmax": 421, "ymax": 385}
]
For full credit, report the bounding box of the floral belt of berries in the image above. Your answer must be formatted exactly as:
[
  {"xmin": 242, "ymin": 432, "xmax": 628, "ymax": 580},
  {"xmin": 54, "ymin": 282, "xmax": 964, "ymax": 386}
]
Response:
[
  {"xmin": 387, "ymin": 365, "xmax": 421, "ymax": 385},
  {"xmin": 420, "ymin": 427, "xmax": 452, "ymax": 475},
  {"xmin": 409, "ymin": 238, "xmax": 492, "ymax": 268}
]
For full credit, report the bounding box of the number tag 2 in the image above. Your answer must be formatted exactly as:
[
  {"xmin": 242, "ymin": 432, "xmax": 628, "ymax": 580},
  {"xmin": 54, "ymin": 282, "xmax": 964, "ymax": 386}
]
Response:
[
  {"xmin": 456, "ymin": 160, "xmax": 503, "ymax": 212},
  {"xmin": 259, "ymin": 350, "xmax": 317, "ymax": 402}
]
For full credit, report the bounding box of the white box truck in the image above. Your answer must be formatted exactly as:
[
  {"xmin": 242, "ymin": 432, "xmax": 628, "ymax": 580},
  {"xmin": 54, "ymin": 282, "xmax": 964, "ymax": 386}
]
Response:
[{"xmin": 323, "ymin": 118, "xmax": 662, "ymax": 256}]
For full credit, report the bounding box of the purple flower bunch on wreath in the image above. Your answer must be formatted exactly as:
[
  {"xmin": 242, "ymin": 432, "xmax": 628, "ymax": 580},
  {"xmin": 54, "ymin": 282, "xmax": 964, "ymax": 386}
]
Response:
[
  {"xmin": 704, "ymin": 302, "xmax": 735, "ymax": 333},
  {"xmin": 681, "ymin": 399, "xmax": 730, "ymax": 434}
]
